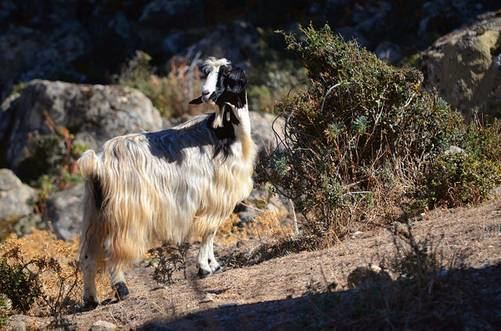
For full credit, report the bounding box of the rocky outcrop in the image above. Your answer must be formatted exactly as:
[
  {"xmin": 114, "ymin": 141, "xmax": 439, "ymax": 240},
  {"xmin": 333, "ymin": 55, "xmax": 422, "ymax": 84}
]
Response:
[
  {"xmin": 0, "ymin": 24, "xmax": 90, "ymax": 101},
  {"xmin": 0, "ymin": 169, "xmax": 36, "ymax": 224},
  {"xmin": 45, "ymin": 183, "xmax": 84, "ymax": 240},
  {"xmin": 423, "ymin": 12, "xmax": 501, "ymax": 118},
  {"xmin": 250, "ymin": 112, "xmax": 284, "ymax": 154},
  {"xmin": 0, "ymin": 80, "xmax": 162, "ymax": 181}
]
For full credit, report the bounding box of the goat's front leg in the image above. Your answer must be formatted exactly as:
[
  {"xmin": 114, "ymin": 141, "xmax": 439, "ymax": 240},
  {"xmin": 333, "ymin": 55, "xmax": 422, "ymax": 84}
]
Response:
[
  {"xmin": 208, "ymin": 230, "xmax": 222, "ymax": 273},
  {"xmin": 197, "ymin": 232, "xmax": 213, "ymax": 278}
]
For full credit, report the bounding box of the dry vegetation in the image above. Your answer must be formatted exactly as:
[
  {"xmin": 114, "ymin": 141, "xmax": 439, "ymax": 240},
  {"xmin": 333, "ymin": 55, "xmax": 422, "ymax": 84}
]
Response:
[{"xmin": 116, "ymin": 51, "xmax": 216, "ymax": 119}]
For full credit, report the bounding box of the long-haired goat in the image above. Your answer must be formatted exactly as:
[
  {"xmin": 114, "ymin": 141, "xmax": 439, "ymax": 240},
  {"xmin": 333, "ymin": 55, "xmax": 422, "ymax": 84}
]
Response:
[{"xmin": 78, "ymin": 57, "xmax": 256, "ymax": 308}]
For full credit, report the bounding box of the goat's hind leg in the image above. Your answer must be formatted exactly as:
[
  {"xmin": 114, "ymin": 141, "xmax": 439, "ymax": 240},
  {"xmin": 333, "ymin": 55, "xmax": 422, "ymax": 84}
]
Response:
[
  {"xmin": 109, "ymin": 264, "xmax": 129, "ymax": 301},
  {"xmin": 80, "ymin": 226, "xmax": 100, "ymax": 310},
  {"xmin": 103, "ymin": 238, "xmax": 129, "ymax": 301}
]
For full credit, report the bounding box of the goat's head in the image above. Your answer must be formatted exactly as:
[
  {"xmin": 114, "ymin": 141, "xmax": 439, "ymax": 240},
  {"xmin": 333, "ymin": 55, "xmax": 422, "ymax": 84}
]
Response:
[{"xmin": 189, "ymin": 57, "xmax": 247, "ymax": 107}]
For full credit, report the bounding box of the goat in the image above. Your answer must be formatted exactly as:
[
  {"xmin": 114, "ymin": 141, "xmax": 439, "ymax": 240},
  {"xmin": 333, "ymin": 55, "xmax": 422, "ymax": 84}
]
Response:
[{"xmin": 78, "ymin": 57, "xmax": 256, "ymax": 308}]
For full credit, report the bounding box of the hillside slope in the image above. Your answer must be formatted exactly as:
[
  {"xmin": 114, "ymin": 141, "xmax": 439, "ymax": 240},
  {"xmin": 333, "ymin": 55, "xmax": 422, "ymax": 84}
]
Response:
[{"xmin": 8, "ymin": 198, "xmax": 501, "ymax": 329}]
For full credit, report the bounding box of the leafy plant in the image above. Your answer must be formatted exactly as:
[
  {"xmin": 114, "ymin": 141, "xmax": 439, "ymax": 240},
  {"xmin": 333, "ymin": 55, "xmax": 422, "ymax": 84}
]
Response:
[
  {"xmin": 425, "ymin": 152, "xmax": 500, "ymax": 207},
  {"xmin": 264, "ymin": 24, "xmax": 464, "ymax": 243}
]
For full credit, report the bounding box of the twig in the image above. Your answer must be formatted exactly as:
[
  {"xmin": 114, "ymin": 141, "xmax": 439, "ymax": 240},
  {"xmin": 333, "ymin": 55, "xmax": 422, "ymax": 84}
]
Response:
[{"xmin": 289, "ymin": 199, "xmax": 299, "ymax": 236}]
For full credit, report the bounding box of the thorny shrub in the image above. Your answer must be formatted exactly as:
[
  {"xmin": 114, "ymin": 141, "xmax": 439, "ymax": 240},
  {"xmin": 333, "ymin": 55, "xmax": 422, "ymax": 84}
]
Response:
[
  {"xmin": 423, "ymin": 119, "xmax": 501, "ymax": 208},
  {"xmin": 149, "ymin": 243, "xmax": 190, "ymax": 285},
  {"xmin": 263, "ymin": 24, "xmax": 498, "ymax": 245},
  {"xmin": 0, "ymin": 245, "xmax": 80, "ymax": 327}
]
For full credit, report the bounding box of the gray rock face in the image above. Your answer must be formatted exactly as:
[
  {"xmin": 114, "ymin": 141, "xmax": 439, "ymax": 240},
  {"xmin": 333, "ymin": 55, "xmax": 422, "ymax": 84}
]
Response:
[
  {"xmin": 0, "ymin": 24, "xmax": 90, "ymax": 101},
  {"xmin": 0, "ymin": 80, "xmax": 162, "ymax": 180},
  {"xmin": 0, "ymin": 169, "xmax": 36, "ymax": 224},
  {"xmin": 250, "ymin": 112, "xmax": 284, "ymax": 154},
  {"xmin": 423, "ymin": 12, "xmax": 501, "ymax": 118},
  {"xmin": 45, "ymin": 183, "xmax": 84, "ymax": 240}
]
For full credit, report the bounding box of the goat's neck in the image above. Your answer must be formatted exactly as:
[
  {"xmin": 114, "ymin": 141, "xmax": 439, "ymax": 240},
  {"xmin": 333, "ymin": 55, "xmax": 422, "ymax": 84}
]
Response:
[
  {"xmin": 233, "ymin": 94, "xmax": 254, "ymax": 161},
  {"xmin": 234, "ymin": 101, "xmax": 251, "ymax": 138}
]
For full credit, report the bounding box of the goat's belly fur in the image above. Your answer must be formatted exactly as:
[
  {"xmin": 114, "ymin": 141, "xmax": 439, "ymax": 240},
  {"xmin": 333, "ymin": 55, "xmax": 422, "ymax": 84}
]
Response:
[{"xmin": 81, "ymin": 121, "xmax": 255, "ymax": 266}]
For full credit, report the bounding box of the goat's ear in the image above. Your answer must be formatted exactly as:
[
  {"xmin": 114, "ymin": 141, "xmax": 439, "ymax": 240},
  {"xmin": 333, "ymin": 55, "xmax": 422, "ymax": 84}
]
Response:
[
  {"xmin": 189, "ymin": 96, "xmax": 203, "ymax": 104},
  {"xmin": 225, "ymin": 67, "xmax": 247, "ymax": 94}
]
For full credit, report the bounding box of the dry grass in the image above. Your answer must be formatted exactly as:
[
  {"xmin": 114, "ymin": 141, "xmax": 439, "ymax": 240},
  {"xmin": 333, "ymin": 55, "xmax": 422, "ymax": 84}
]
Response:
[
  {"xmin": 217, "ymin": 210, "xmax": 292, "ymax": 246},
  {"xmin": 0, "ymin": 230, "xmax": 110, "ymax": 315}
]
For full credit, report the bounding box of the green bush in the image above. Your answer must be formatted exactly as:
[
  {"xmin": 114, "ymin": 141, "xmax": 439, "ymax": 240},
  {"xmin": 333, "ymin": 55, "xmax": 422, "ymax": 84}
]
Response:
[
  {"xmin": 265, "ymin": 24, "xmax": 466, "ymax": 242},
  {"xmin": 425, "ymin": 152, "xmax": 499, "ymax": 207}
]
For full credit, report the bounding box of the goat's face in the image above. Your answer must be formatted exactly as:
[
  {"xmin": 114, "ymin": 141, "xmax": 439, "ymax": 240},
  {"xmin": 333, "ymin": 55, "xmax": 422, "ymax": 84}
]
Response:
[{"xmin": 190, "ymin": 57, "xmax": 246, "ymax": 105}]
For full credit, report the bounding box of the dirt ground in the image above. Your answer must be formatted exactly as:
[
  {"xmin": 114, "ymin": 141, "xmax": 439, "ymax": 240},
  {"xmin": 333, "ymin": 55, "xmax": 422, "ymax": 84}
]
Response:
[{"xmin": 6, "ymin": 198, "xmax": 501, "ymax": 330}]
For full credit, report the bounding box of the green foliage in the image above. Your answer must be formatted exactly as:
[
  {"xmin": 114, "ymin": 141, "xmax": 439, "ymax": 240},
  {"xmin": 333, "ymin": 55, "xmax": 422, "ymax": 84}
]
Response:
[
  {"xmin": 266, "ymin": 24, "xmax": 465, "ymax": 241},
  {"xmin": 426, "ymin": 152, "xmax": 500, "ymax": 208},
  {"xmin": 0, "ymin": 294, "xmax": 10, "ymax": 326},
  {"xmin": 423, "ymin": 119, "xmax": 501, "ymax": 207}
]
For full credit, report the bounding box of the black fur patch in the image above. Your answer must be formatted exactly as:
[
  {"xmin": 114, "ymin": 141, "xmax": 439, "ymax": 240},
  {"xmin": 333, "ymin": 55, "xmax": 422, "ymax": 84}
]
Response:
[
  {"xmin": 92, "ymin": 176, "xmax": 104, "ymax": 210},
  {"xmin": 113, "ymin": 281, "xmax": 129, "ymax": 301},
  {"xmin": 208, "ymin": 106, "xmax": 240, "ymax": 158},
  {"xmin": 213, "ymin": 66, "xmax": 247, "ymax": 109}
]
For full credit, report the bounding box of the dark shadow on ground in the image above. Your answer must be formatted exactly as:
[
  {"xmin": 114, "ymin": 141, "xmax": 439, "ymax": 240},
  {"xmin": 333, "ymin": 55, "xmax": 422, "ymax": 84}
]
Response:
[{"xmin": 139, "ymin": 263, "xmax": 501, "ymax": 330}]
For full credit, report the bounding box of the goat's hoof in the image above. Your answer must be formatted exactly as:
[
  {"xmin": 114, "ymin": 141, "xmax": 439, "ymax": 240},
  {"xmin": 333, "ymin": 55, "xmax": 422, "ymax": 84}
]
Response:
[
  {"xmin": 198, "ymin": 268, "xmax": 212, "ymax": 278},
  {"xmin": 211, "ymin": 265, "xmax": 223, "ymax": 274},
  {"xmin": 82, "ymin": 297, "xmax": 99, "ymax": 311},
  {"xmin": 113, "ymin": 282, "xmax": 129, "ymax": 301}
]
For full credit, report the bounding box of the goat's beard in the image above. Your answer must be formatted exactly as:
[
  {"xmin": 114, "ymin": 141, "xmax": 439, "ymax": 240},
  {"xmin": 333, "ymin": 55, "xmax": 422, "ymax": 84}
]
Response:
[{"xmin": 212, "ymin": 109, "xmax": 224, "ymax": 128}]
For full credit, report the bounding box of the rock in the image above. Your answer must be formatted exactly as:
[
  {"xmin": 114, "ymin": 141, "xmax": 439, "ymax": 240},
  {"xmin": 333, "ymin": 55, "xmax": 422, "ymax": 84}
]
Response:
[
  {"xmin": 6, "ymin": 316, "xmax": 26, "ymax": 331},
  {"xmin": 184, "ymin": 21, "xmax": 259, "ymax": 65},
  {"xmin": 422, "ymin": 12, "xmax": 501, "ymax": 118},
  {"xmin": 45, "ymin": 183, "xmax": 84, "ymax": 240},
  {"xmin": 90, "ymin": 320, "xmax": 117, "ymax": 331},
  {"xmin": 250, "ymin": 112, "xmax": 284, "ymax": 154},
  {"xmin": 444, "ymin": 145, "xmax": 465, "ymax": 155},
  {"xmin": 375, "ymin": 41, "xmax": 402, "ymax": 64},
  {"xmin": 238, "ymin": 211, "xmax": 257, "ymax": 225},
  {"xmin": 347, "ymin": 265, "xmax": 392, "ymax": 289},
  {"xmin": 140, "ymin": 0, "xmax": 204, "ymax": 30},
  {"xmin": 0, "ymin": 24, "xmax": 90, "ymax": 100},
  {"xmin": 0, "ymin": 80, "xmax": 162, "ymax": 181},
  {"xmin": 0, "ymin": 169, "xmax": 36, "ymax": 224}
]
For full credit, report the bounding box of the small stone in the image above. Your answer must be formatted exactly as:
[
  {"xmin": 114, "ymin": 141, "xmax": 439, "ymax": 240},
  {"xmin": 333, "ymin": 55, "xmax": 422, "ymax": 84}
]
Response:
[
  {"xmin": 444, "ymin": 145, "xmax": 465, "ymax": 155},
  {"xmin": 200, "ymin": 293, "xmax": 216, "ymax": 303},
  {"xmin": 90, "ymin": 320, "xmax": 117, "ymax": 331}
]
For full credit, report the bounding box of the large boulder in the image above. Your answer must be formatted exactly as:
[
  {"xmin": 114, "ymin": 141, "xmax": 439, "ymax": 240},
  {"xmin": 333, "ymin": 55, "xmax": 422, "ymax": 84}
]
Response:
[
  {"xmin": 45, "ymin": 183, "xmax": 84, "ymax": 241},
  {"xmin": 422, "ymin": 12, "xmax": 501, "ymax": 118},
  {"xmin": 250, "ymin": 112, "xmax": 284, "ymax": 154},
  {"xmin": 0, "ymin": 80, "xmax": 162, "ymax": 181},
  {"xmin": 0, "ymin": 169, "xmax": 36, "ymax": 225},
  {"xmin": 0, "ymin": 24, "xmax": 90, "ymax": 101}
]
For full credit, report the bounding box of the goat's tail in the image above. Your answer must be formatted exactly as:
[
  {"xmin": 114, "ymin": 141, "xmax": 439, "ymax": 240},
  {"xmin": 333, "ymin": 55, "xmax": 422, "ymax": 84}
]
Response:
[
  {"xmin": 78, "ymin": 150, "xmax": 101, "ymax": 178},
  {"xmin": 78, "ymin": 149, "xmax": 106, "ymax": 267}
]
